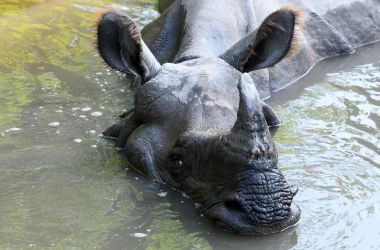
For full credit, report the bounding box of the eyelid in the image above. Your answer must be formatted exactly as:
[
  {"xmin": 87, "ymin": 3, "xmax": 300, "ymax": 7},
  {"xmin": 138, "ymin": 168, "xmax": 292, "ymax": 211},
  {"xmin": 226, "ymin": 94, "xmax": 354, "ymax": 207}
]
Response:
[
  {"xmin": 170, "ymin": 146, "xmax": 186, "ymax": 156},
  {"xmin": 169, "ymin": 153, "xmax": 182, "ymax": 161}
]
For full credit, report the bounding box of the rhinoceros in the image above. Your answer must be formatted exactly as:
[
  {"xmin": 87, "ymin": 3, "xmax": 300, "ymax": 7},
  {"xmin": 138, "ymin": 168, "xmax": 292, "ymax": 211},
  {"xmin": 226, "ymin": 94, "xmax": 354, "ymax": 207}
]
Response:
[{"xmin": 95, "ymin": 0, "xmax": 380, "ymax": 235}]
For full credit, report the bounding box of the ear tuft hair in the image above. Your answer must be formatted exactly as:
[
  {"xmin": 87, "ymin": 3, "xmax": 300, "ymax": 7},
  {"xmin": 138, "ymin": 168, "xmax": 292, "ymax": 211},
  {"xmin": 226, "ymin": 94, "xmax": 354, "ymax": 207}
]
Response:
[
  {"xmin": 278, "ymin": 6, "xmax": 305, "ymax": 59},
  {"xmin": 94, "ymin": 8, "xmax": 112, "ymax": 26},
  {"xmin": 246, "ymin": 6, "xmax": 304, "ymax": 68}
]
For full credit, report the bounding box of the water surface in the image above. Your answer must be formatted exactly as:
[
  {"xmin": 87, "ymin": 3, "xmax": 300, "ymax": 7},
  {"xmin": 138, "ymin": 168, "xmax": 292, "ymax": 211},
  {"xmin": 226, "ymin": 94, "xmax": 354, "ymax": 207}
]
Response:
[{"xmin": 0, "ymin": 1, "xmax": 379, "ymax": 249}]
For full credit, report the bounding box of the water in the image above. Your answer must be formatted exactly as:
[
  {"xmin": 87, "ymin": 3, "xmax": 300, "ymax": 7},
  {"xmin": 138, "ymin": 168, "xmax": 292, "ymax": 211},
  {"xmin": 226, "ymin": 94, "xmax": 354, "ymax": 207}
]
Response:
[{"xmin": 0, "ymin": 1, "xmax": 379, "ymax": 249}]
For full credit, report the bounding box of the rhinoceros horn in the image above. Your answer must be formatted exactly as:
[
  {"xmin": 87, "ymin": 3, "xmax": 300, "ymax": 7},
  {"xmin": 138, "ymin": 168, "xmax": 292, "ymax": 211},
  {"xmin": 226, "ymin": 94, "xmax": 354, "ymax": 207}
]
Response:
[{"xmin": 232, "ymin": 74, "xmax": 268, "ymax": 134}]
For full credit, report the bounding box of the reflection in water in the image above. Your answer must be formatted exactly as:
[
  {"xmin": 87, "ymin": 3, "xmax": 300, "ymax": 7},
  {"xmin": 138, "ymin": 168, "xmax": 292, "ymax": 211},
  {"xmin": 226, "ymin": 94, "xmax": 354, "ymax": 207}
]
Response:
[
  {"xmin": 271, "ymin": 43, "xmax": 380, "ymax": 250},
  {"xmin": 0, "ymin": 1, "xmax": 379, "ymax": 249}
]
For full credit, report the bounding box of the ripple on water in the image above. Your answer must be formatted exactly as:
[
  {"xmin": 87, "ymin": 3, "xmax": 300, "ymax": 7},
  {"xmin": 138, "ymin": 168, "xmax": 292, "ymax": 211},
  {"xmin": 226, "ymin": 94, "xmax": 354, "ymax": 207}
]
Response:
[
  {"xmin": 81, "ymin": 107, "xmax": 91, "ymax": 112},
  {"xmin": 276, "ymin": 61, "xmax": 380, "ymax": 250},
  {"xmin": 73, "ymin": 139, "xmax": 82, "ymax": 143},
  {"xmin": 1, "ymin": 1, "xmax": 380, "ymax": 249},
  {"xmin": 5, "ymin": 127, "xmax": 21, "ymax": 132},
  {"xmin": 48, "ymin": 122, "xmax": 60, "ymax": 127},
  {"xmin": 91, "ymin": 111, "xmax": 103, "ymax": 117}
]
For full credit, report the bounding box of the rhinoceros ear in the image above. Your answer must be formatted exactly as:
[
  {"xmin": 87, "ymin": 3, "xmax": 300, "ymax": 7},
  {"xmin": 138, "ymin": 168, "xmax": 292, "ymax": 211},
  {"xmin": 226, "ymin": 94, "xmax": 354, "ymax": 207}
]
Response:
[
  {"xmin": 96, "ymin": 10, "xmax": 161, "ymax": 82},
  {"xmin": 220, "ymin": 7, "xmax": 303, "ymax": 72}
]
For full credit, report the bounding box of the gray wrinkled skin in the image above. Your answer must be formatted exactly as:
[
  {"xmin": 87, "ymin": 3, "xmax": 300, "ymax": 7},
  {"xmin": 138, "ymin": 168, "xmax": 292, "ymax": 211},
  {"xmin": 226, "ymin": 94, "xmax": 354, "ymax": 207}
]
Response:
[
  {"xmin": 96, "ymin": 0, "xmax": 380, "ymax": 235},
  {"xmin": 145, "ymin": 0, "xmax": 380, "ymax": 98}
]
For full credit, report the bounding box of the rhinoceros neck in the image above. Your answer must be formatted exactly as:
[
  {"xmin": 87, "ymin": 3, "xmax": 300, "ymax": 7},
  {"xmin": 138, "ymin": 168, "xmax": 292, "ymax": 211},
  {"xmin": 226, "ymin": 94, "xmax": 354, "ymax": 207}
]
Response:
[{"xmin": 174, "ymin": 0, "xmax": 257, "ymax": 61}]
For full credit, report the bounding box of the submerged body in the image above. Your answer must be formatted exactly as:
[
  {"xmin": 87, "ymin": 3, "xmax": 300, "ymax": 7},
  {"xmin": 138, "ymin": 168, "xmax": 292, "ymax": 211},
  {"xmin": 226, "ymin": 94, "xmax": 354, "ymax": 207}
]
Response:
[{"xmin": 95, "ymin": 0, "xmax": 380, "ymax": 235}]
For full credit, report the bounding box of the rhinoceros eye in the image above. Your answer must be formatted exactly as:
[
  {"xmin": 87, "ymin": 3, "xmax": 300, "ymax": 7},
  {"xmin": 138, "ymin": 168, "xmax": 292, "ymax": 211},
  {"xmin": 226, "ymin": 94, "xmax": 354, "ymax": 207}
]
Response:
[
  {"xmin": 167, "ymin": 147, "xmax": 191, "ymax": 182},
  {"xmin": 169, "ymin": 153, "xmax": 184, "ymax": 169}
]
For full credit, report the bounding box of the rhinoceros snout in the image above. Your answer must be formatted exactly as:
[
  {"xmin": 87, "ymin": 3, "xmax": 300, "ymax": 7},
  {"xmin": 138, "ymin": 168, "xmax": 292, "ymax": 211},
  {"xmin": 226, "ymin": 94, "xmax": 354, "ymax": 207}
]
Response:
[
  {"xmin": 205, "ymin": 200, "xmax": 301, "ymax": 235},
  {"xmin": 203, "ymin": 188, "xmax": 301, "ymax": 235}
]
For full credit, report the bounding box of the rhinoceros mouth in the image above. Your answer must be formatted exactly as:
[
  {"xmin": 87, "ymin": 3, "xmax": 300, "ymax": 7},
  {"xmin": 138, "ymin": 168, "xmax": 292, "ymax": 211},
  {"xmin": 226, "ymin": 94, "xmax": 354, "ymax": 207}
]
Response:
[{"xmin": 204, "ymin": 202, "xmax": 301, "ymax": 235}]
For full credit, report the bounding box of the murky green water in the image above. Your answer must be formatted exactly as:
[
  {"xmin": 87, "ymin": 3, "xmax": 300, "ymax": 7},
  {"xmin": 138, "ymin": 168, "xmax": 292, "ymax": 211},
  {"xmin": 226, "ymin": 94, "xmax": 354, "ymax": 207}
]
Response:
[{"xmin": 0, "ymin": 1, "xmax": 379, "ymax": 249}]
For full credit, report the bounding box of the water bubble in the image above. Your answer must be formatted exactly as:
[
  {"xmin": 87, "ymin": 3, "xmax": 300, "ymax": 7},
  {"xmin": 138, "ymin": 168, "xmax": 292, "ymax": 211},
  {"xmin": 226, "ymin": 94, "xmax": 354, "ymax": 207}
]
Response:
[
  {"xmin": 157, "ymin": 192, "xmax": 167, "ymax": 197},
  {"xmin": 91, "ymin": 145, "xmax": 97, "ymax": 148},
  {"xmin": 131, "ymin": 233, "xmax": 147, "ymax": 238},
  {"xmin": 181, "ymin": 192, "xmax": 190, "ymax": 199},
  {"xmin": 48, "ymin": 122, "xmax": 60, "ymax": 127},
  {"xmin": 81, "ymin": 107, "xmax": 91, "ymax": 112},
  {"xmin": 91, "ymin": 111, "xmax": 103, "ymax": 117},
  {"xmin": 8, "ymin": 127, "xmax": 21, "ymax": 132},
  {"xmin": 73, "ymin": 139, "xmax": 82, "ymax": 143},
  {"xmin": 89, "ymin": 130, "xmax": 96, "ymax": 134}
]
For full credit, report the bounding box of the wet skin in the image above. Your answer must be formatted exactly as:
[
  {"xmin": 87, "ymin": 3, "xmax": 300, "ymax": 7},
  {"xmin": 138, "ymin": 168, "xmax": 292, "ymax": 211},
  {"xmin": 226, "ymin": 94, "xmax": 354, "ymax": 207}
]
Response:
[{"xmin": 94, "ymin": 0, "xmax": 380, "ymax": 234}]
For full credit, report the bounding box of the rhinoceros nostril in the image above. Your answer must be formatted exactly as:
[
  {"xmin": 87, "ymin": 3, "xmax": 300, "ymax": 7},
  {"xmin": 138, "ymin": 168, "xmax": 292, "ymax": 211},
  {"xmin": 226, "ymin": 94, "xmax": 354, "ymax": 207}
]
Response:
[{"xmin": 223, "ymin": 199, "xmax": 245, "ymax": 213}]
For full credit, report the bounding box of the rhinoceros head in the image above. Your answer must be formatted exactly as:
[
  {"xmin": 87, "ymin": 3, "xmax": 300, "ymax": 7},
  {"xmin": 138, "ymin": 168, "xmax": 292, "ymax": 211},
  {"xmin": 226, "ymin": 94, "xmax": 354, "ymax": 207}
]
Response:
[{"xmin": 96, "ymin": 7, "xmax": 302, "ymax": 235}]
